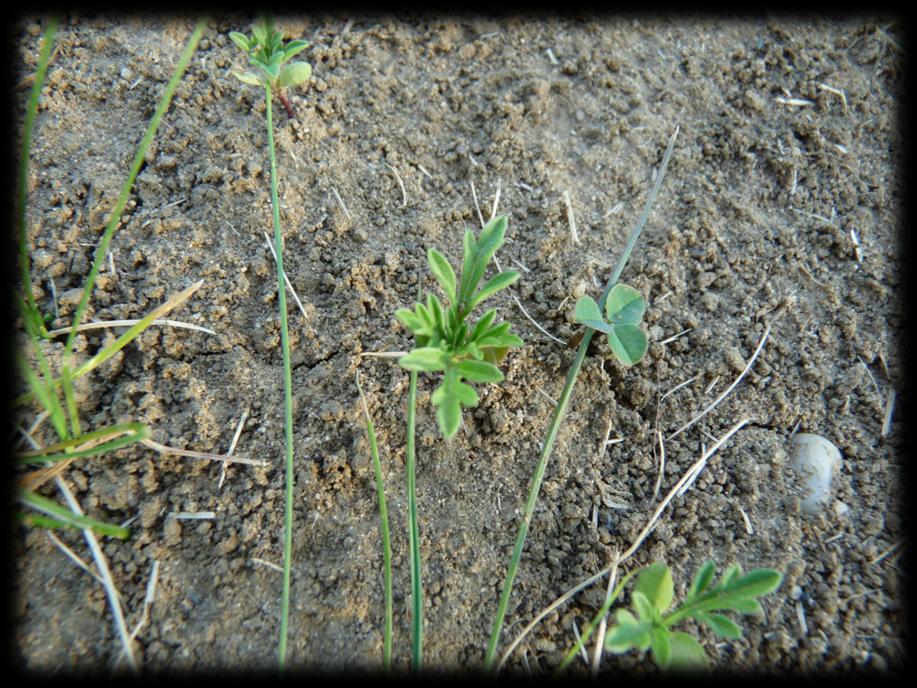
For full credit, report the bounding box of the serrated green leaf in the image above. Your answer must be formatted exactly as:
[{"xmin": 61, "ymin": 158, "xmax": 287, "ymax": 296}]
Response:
[
  {"xmin": 470, "ymin": 309, "xmax": 497, "ymax": 341},
  {"xmin": 730, "ymin": 569, "xmax": 783, "ymax": 598},
  {"xmin": 469, "ymin": 270, "xmax": 519, "ymax": 310},
  {"xmin": 436, "ymin": 395, "xmax": 462, "ymax": 439},
  {"xmin": 687, "ymin": 560, "xmax": 717, "ymax": 601},
  {"xmin": 717, "ymin": 563, "xmax": 743, "ymax": 590},
  {"xmin": 631, "ymin": 591, "xmax": 656, "ymax": 624},
  {"xmin": 605, "ymin": 282, "xmax": 645, "ymax": 325},
  {"xmin": 399, "ymin": 347, "xmax": 445, "ymax": 372},
  {"xmin": 277, "ymin": 61, "xmax": 312, "ymax": 89},
  {"xmin": 234, "ymin": 71, "xmax": 263, "ymax": 86},
  {"xmin": 395, "ymin": 308, "xmax": 422, "ymax": 333},
  {"xmin": 427, "ymin": 248, "xmax": 457, "ymax": 302},
  {"xmin": 713, "ymin": 597, "xmax": 763, "ymax": 615},
  {"xmin": 667, "ymin": 631, "xmax": 709, "ymax": 671},
  {"xmin": 459, "ymin": 216, "xmax": 507, "ymax": 309},
  {"xmin": 650, "ymin": 627, "xmax": 672, "ymax": 668},
  {"xmin": 428, "ymin": 293, "xmax": 444, "ymax": 330},
  {"xmin": 605, "ymin": 610, "xmax": 652, "ymax": 653},
  {"xmin": 699, "ymin": 612, "xmax": 743, "ymax": 640},
  {"xmin": 229, "ymin": 31, "xmax": 252, "ymax": 52},
  {"xmin": 456, "ymin": 360, "xmax": 503, "ymax": 383},
  {"xmin": 635, "ymin": 561, "xmax": 674, "ymax": 613},
  {"xmin": 607, "ymin": 323, "xmax": 648, "ymax": 366},
  {"xmin": 283, "ymin": 39, "xmax": 309, "ymax": 61},
  {"xmin": 478, "ymin": 332, "xmax": 523, "ymax": 350}
]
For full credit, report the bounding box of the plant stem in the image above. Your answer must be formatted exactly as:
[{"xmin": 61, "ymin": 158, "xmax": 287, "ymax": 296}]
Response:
[
  {"xmin": 265, "ymin": 85, "xmax": 297, "ymax": 671},
  {"xmin": 17, "ymin": 16, "xmax": 58, "ymax": 333},
  {"xmin": 406, "ymin": 368, "xmax": 423, "ymax": 670},
  {"xmin": 483, "ymin": 127, "xmax": 678, "ymax": 671},
  {"xmin": 356, "ymin": 374, "xmax": 393, "ymax": 670}
]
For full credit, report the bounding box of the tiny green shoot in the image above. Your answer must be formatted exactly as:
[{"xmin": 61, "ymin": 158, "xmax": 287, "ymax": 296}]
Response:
[
  {"xmin": 573, "ymin": 283, "xmax": 648, "ymax": 366},
  {"xmin": 602, "ymin": 560, "xmax": 783, "ymax": 671},
  {"xmin": 229, "ymin": 17, "xmax": 311, "ymax": 119},
  {"xmin": 396, "ymin": 215, "xmax": 523, "ymax": 439}
]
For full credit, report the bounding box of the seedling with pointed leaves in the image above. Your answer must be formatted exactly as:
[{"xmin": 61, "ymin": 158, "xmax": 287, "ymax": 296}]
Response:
[
  {"xmin": 573, "ymin": 283, "xmax": 648, "ymax": 366},
  {"xmin": 230, "ymin": 17, "xmax": 311, "ymax": 118},
  {"xmin": 604, "ymin": 560, "xmax": 783, "ymax": 671},
  {"xmin": 396, "ymin": 216, "xmax": 523, "ymax": 438}
]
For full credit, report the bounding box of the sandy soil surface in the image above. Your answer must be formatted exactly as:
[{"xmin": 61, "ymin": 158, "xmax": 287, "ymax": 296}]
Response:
[{"xmin": 12, "ymin": 14, "xmax": 904, "ymax": 674}]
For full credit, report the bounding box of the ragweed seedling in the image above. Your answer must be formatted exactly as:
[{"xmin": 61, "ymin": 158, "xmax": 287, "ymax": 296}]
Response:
[
  {"xmin": 396, "ymin": 215, "xmax": 523, "ymax": 439},
  {"xmin": 603, "ymin": 560, "xmax": 783, "ymax": 671},
  {"xmin": 573, "ymin": 283, "xmax": 648, "ymax": 366},
  {"xmin": 229, "ymin": 17, "xmax": 311, "ymax": 118}
]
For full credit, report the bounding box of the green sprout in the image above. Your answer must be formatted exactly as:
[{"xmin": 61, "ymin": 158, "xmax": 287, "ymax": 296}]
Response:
[
  {"xmin": 229, "ymin": 17, "xmax": 311, "ymax": 118},
  {"xmin": 573, "ymin": 283, "xmax": 648, "ymax": 367},
  {"xmin": 603, "ymin": 560, "xmax": 783, "ymax": 671},
  {"xmin": 396, "ymin": 216, "xmax": 523, "ymax": 439}
]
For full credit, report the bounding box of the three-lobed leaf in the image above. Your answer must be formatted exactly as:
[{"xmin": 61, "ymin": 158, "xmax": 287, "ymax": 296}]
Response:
[{"xmin": 573, "ymin": 284, "xmax": 649, "ymax": 366}]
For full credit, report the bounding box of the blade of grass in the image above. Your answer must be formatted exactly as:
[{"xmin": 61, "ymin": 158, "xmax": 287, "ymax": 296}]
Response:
[
  {"xmin": 16, "ymin": 422, "xmax": 149, "ymax": 465},
  {"xmin": 17, "ymin": 16, "xmax": 58, "ymax": 335},
  {"xmin": 356, "ymin": 372, "xmax": 393, "ymax": 670},
  {"xmin": 483, "ymin": 126, "xmax": 679, "ymax": 670},
  {"xmin": 16, "ymin": 489, "xmax": 129, "ymax": 539},
  {"xmin": 14, "ymin": 280, "xmax": 204, "ymax": 407},
  {"xmin": 62, "ymin": 19, "xmax": 207, "ymax": 358},
  {"xmin": 264, "ymin": 84, "xmax": 297, "ymax": 671},
  {"xmin": 406, "ymin": 366, "xmax": 423, "ymax": 670}
]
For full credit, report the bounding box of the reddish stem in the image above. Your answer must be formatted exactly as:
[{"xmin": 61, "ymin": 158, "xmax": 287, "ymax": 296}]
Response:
[{"xmin": 277, "ymin": 90, "xmax": 295, "ymax": 119}]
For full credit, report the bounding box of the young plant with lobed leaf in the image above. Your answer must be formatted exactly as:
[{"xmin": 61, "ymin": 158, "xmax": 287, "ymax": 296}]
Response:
[
  {"xmin": 229, "ymin": 17, "xmax": 311, "ymax": 118},
  {"xmin": 396, "ymin": 215, "xmax": 523, "ymax": 439},
  {"xmin": 391, "ymin": 215, "xmax": 522, "ymax": 670},
  {"xmin": 230, "ymin": 16, "xmax": 312, "ymax": 669},
  {"xmin": 602, "ymin": 560, "xmax": 783, "ymax": 671}
]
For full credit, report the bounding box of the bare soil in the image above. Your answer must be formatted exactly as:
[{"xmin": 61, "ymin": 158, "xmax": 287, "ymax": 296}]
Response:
[{"xmin": 12, "ymin": 13, "xmax": 905, "ymax": 674}]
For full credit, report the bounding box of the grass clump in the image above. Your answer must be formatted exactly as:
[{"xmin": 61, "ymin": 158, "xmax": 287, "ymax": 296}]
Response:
[
  {"xmin": 230, "ymin": 15, "xmax": 312, "ymax": 670},
  {"xmin": 13, "ymin": 18, "xmax": 206, "ymax": 538}
]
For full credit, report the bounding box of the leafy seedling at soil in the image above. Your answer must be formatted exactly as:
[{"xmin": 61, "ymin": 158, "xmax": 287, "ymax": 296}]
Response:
[
  {"xmin": 602, "ymin": 561, "xmax": 783, "ymax": 671},
  {"xmin": 231, "ymin": 15, "xmax": 312, "ymax": 670},
  {"xmin": 229, "ymin": 17, "xmax": 311, "ymax": 119},
  {"xmin": 573, "ymin": 283, "xmax": 648, "ymax": 366},
  {"xmin": 13, "ymin": 18, "xmax": 206, "ymax": 538},
  {"xmin": 397, "ymin": 215, "xmax": 522, "ymax": 438},
  {"xmin": 393, "ymin": 216, "xmax": 521, "ymax": 670},
  {"xmin": 484, "ymin": 128, "xmax": 679, "ymax": 670}
]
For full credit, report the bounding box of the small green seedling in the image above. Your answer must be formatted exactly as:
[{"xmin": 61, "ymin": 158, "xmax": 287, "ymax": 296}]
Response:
[
  {"xmin": 604, "ymin": 560, "xmax": 783, "ymax": 671},
  {"xmin": 396, "ymin": 216, "xmax": 523, "ymax": 439},
  {"xmin": 230, "ymin": 17, "xmax": 311, "ymax": 118},
  {"xmin": 573, "ymin": 283, "xmax": 648, "ymax": 366}
]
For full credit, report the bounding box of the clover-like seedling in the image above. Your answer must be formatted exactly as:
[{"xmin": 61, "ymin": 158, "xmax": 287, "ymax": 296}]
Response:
[
  {"xmin": 573, "ymin": 283, "xmax": 648, "ymax": 366},
  {"xmin": 605, "ymin": 560, "xmax": 783, "ymax": 671},
  {"xmin": 396, "ymin": 216, "xmax": 523, "ymax": 439},
  {"xmin": 229, "ymin": 17, "xmax": 311, "ymax": 118}
]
